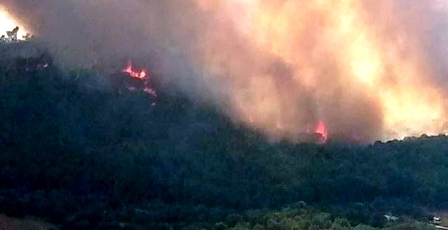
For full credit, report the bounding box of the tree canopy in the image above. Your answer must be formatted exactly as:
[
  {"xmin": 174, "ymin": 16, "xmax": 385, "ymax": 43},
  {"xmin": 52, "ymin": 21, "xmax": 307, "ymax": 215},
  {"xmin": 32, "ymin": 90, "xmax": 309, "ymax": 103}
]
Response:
[{"xmin": 0, "ymin": 40, "xmax": 446, "ymax": 230}]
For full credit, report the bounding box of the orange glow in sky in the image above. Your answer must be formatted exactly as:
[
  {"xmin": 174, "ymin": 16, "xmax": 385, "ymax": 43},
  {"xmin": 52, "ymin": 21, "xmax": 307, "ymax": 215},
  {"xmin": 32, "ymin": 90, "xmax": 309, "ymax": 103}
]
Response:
[{"xmin": 0, "ymin": 7, "xmax": 29, "ymax": 38}]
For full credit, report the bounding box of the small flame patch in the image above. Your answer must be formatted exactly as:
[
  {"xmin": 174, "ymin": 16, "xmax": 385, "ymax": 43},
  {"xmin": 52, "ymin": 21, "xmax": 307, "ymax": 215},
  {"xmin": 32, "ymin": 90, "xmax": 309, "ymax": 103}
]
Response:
[
  {"xmin": 122, "ymin": 60, "xmax": 157, "ymax": 105},
  {"xmin": 315, "ymin": 120, "xmax": 328, "ymax": 143},
  {"xmin": 123, "ymin": 60, "xmax": 147, "ymax": 80}
]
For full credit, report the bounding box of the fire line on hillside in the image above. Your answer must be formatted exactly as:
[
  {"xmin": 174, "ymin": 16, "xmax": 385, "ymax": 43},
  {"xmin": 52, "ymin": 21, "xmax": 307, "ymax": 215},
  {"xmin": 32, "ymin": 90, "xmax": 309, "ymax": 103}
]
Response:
[{"xmin": 121, "ymin": 60, "xmax": 157, "ymax": 106}]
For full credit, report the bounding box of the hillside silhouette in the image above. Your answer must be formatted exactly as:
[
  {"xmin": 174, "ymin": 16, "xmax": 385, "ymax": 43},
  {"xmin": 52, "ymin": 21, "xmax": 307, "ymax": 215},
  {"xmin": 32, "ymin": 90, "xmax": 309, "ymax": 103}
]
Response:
[{"xmin": 0, "ymin": 40, "xmax": 446, "ymax": 230}]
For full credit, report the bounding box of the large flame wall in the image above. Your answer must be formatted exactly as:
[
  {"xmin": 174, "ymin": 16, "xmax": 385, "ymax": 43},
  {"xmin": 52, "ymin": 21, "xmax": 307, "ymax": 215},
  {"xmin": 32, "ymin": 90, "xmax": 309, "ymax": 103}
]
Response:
[{"xmin": 3, "ymin": 0, "xmax": 448, "ymax": 142}]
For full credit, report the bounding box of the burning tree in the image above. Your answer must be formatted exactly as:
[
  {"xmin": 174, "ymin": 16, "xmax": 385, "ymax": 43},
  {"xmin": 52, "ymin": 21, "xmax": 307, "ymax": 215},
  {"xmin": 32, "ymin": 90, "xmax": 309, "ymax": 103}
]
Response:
[{"xmin": 0, "ymin": 26, "xmax": 32, "ymax": 43}]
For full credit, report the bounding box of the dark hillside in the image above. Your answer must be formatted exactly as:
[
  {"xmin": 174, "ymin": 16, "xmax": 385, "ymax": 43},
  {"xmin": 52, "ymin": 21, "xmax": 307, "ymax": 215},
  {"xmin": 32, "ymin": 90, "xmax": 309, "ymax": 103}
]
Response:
[{"xmin": 0, "ymin": 41, "xmax": 446, "ymax": 229}]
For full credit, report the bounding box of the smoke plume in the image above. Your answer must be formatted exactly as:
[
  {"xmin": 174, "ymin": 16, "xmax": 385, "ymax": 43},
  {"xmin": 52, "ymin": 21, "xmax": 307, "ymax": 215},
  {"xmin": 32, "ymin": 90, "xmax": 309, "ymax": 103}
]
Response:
[{"xmin": 2, "ymin": 0, "xmax": 448, "ymax": 143}]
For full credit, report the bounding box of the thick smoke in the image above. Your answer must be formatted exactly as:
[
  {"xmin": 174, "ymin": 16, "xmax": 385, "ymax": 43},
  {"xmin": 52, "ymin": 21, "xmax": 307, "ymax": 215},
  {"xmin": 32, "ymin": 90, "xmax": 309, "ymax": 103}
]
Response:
[
  {"xmin": 2, "ymin": 0, "xmax": 448, "ymax": 143},
  {"xmin": 1, "ymin": 0, "xmax": 218, "ymax": 105}
]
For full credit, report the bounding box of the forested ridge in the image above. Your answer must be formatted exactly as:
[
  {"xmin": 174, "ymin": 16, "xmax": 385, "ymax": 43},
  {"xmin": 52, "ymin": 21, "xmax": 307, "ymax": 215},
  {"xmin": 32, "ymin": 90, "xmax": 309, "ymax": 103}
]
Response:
[{"xmin": 0, "ymin": 41, "xmax": 447, "ymax": 230}]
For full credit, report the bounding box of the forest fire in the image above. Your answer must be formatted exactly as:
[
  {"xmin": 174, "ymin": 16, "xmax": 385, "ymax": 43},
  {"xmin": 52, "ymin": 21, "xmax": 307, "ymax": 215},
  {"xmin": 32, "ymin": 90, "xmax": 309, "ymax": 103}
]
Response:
[
  {"xmin": 314, "ymin": 120, "xmax": 328, "ymax": 144},
  {"xmin": 3, "ymin": 0, "xmax": 448, "ymax": 143},
  {"xmin": 0, "ymin": 8, "xmax": 29, "ymax": 39},
  {"xmin": 121, "ymin": 60, "xmax": 157, "ymax": 104},
  {"xmin": 194, "ymin": 0, "xmax": 448, "ymax": 143},
  {"xmin": 122, "ymin": 61, "xmax": 147, "ymax": 80}
]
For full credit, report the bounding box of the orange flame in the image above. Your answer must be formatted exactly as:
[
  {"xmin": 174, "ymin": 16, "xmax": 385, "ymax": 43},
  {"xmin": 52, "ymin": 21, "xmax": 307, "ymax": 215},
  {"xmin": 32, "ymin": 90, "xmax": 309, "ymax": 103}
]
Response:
[
  {"xmin": 122, "ymin": 61, "xmax": 147, "ymax": 80},
  {"xmin": 0, "ymin": 8, "xmax": 30, "ymax": 39},
  {"xmin": 121, "ymin": 60, "xmax": 157, "ymax": 104},
  {"xmin": 315, "ymin": 120, "xmax": 328, "ymax": 143}
]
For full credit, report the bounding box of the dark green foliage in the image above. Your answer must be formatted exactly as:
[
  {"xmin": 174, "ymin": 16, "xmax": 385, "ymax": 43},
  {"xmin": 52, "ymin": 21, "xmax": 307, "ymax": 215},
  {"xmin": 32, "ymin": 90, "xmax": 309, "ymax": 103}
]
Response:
[{"xmin": 0, "ymin": 41, "xmax": 446, "ymax": 229}]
